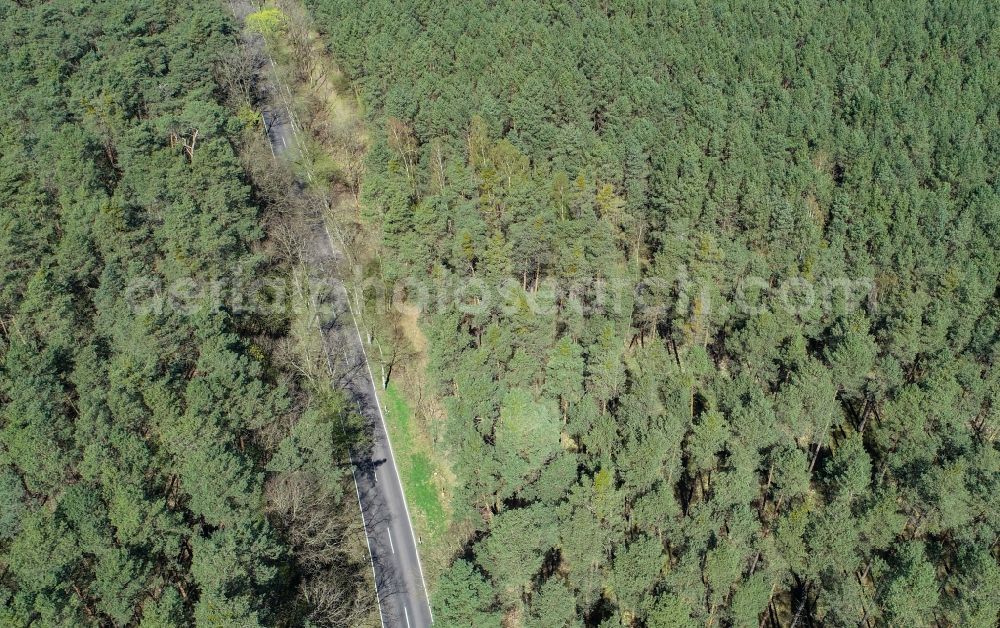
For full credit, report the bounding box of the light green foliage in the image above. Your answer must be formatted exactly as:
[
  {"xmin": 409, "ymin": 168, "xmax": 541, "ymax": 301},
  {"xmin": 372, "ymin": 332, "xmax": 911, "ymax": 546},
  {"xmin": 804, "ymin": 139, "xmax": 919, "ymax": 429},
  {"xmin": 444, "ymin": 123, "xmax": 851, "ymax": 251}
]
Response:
[
  {"xmin": 92, "ymin": 548, "xmax": 149, "ymax": 625},
  {"xmin": 383, "ymin": 383, "xmax": 447, "ymax": 535},
  {"xmin": 4, "ymin": 0, "xmax": 995, "ymax": 623},
  {"xmin": 139, "ymin": 589, "xmax": 186, "ymax": 628},
  {"xmin": 0, "ymin": 467, "xmax": 26, "ymax": 539},
  {"xmin": 610, "ymin": 534, "xmax": 663, "ymax": 616},
  {"xmin": 770, "ymin": 446, "xmax": 810, "ymax": 503},
  {"xmin": 544, "ymin": 336, "xmax": 585, "ymax": 418},
  {"xmin": 729, "ymin": 573, "xmax": 773, "ymax": 628},
  {"xmin": 647, "ymin": 595, "xmax": 694, "ymax": 627},
  {"xmin": 688, "ymin": 409, "xmax": 730, "ymax": 473},
  {"xmin": 494, "ymin": 388, "xmax": 561, "ymax": 496},
  {"xmin": 245, "ymin": 8, "xmax": 286, "ymax": 41},
  {"xmin": 879, "ymin": 543, "xmax": 941, "ymax": 627},
  {"xmin": 526, "ymin": 577, "xmax": 579, "ymax": 628},
  {"xmin": 942, "ymin": 545, "xmax": 1000, "ymax": 627},
  {"xmin": 191, "ymin": 521, "xmax": 282, "ymax": 627},
  {"xmin": 432, "ymin": 559, "xmax": 502, "ymax": 627},
  {"xmin": 476, "ymin": 505, "xmax": 558, "ymax": 595},
  {"xmin": 307, "ymin": 0, "xmax": 1000, "ymax": 621},
  {"xmin": 5, "ymin": 511, "xmax": 80, "ymax": 593},
  {"xmin": 268, "ymin": 391, "xmax": 349, "ymax": 494}
]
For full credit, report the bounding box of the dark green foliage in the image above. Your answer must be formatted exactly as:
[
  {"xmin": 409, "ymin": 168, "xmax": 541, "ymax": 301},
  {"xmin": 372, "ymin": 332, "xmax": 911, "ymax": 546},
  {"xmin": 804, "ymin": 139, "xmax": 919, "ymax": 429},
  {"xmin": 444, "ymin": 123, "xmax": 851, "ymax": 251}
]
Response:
[
  {"xmin": 434, "ymin": 559, "xmax": 503, "ymax": 627},
  {"xmin": 0, "ymin": 1, "xmax": 359, "ymax": 624},
  {"xmin": 310, "ymin": 0, "xmax": 1000, "ymax": 624}
]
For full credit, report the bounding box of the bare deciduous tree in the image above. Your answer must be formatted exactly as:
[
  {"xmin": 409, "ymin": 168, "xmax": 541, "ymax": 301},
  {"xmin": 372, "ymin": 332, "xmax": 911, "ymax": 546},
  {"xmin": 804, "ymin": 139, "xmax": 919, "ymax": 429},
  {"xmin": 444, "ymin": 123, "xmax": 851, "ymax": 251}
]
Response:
[
  {"xmin": 265, "ymin": 471, "xmax": 375, "ymax": 626},
  {"xmin": 215, "ymin": 36, "xmax": 265, "ymax": 106}
]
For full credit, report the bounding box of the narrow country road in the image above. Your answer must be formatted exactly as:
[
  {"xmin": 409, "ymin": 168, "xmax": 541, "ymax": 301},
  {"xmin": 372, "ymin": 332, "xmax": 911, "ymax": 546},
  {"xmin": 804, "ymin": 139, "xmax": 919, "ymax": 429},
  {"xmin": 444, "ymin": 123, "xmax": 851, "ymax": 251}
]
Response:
[{"xmin": 263, "ymin": 82, "xmax": 434, "ymax": 628}]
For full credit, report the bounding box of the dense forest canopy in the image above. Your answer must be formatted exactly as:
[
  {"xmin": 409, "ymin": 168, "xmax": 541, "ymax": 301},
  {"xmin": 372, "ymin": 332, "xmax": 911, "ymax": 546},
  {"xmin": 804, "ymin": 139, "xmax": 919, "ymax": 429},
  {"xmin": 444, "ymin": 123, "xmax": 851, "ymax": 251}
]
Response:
[
  {"xmin": 308, "ymin": 0, "xmax": 1000, "ymax": 625},
  {"xmin": 0, "ymin": 1, "xmax": 368, "ymax": 625}
]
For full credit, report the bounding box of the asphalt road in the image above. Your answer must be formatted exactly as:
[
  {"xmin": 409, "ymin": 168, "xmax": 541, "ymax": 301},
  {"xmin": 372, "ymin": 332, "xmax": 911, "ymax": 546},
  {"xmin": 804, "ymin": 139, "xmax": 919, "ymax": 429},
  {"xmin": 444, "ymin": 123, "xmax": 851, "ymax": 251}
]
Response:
[{"xmin": 263, "ymin": 90, "xmax": 434, "ymax": 628}]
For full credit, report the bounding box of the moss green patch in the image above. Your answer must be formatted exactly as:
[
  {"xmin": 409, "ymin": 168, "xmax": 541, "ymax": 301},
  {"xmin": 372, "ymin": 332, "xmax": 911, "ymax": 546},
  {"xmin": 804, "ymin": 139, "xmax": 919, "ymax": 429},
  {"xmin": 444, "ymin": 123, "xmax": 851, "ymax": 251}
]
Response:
[
  {"xmin": 408, "ymin": 453, "xmax": 446, "ymax": 532},
  {"xmin": 385, "ymin": 383, "xmax": 412, "ymax": 434},
  {"xmin": 382, "ymin": 384, "xmax": 446, "ymax": 538}
]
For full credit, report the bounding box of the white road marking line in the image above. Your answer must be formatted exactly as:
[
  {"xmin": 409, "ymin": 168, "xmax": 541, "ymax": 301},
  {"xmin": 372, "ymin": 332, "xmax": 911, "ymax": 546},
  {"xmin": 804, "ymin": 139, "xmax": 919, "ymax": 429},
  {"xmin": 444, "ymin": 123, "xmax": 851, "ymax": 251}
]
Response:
[
  {"xmin": 322, "ymin": 205, "xmax": 435, "ymax": 623},
  {"xmin": 374, "ymin": 469, "xmax": 378, "ymax": 483},
  {"xmin": 387, "ymin": 527, "xmax": 395, "ymax": 554},
  {"xmin": 320, "ymin": 333, "xmax": 383, "ymax": 625},
  {"xmin": 280, "ymin": 135, "xmax": 287, "ymax": 148},
  {"xmin": 262, "ymin": 45, "xmax": 403, "ymax": 628},
  {"xmin": 348, "ymin": 451, "xmax": 386, "ymax": 628}
]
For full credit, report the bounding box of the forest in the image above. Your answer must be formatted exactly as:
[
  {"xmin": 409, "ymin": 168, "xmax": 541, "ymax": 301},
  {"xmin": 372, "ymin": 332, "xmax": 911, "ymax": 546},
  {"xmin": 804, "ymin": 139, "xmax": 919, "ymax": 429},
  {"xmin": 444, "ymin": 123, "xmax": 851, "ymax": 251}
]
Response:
[
  {"xmin": 305, "ymin": 0, "xmax": 1000, "ymax": 626},
  {"xmin": 0, "ymin": 1, "xmax": 372, "ymax": 626},
  {"xmin": 1, "ymin": 0, "xmax": 999, "ymax": 626}
]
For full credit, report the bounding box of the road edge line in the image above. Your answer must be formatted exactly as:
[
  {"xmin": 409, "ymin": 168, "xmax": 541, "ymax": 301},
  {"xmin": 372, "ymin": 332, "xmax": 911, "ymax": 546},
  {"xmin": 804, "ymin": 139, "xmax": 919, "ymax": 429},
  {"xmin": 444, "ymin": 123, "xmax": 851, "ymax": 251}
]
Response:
[
  {"xmin": 317, "ymin": 288, "xmax": 387, "ymax": 628},
  {"xmin": 323, "ymin": 220, "xmax": 436, "ymax": 624},
  {"xmin": 349, "ymin": 451, "xmax": 387, "ymax": 628},
  {"xmin": 259, "ymin": 35, "xmax": 391, "ymax": 628}
]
